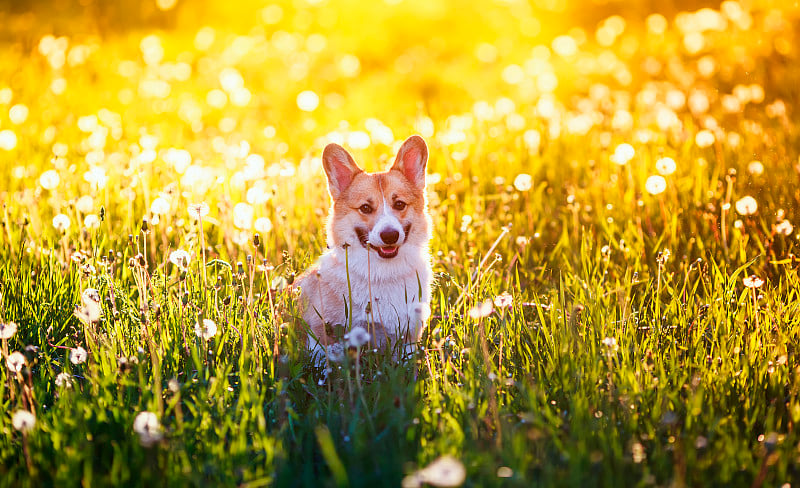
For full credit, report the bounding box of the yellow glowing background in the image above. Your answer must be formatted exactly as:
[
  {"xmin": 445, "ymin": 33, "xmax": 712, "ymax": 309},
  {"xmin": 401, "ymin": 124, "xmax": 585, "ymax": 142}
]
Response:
[{"xmin": 0, "ymin": 0, "xmax": 797, "ymax": 264}]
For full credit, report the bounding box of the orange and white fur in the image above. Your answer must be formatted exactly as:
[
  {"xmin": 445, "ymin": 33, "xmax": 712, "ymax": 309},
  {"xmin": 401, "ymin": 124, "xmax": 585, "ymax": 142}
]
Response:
[{"xmin": 297, "ymin": 135, "xmax": 432, "ymax": 363}]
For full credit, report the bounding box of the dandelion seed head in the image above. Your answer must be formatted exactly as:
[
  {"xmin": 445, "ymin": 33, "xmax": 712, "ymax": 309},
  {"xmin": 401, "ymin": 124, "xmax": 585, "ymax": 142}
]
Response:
[
  {"xmin": 169, "ymin": 249, "xmax": 191, "ymax": 271},
  {"xmin": 187, "ymin": 202, "xmax": 209, "ymax": 219},
  {"xmin": 12, "ymin": 410, "xmax": 36, "ymax": 433},
  {"xmin": 254, "ymin": 217, "xmax": 273, "ymax": 234},
  {"xmin": 82, "ymin": 288, "xmax": 101, "ymax": 305},
  {"xmin": 55, "ymin": 372, "xmax": 73, "ymax": 388},
  {"xmin": 655, "ymin": 157, "xmax": 676, "ymax": 175},
  {"xmin": 70, "ymin": 346, "xmax": 88, "ymax": 365},
  {"xmin": 468, "ymin": 299, "xmax": 494, "ymax": 319},
  {"xmin": 133, "ymin": 411, "xmax": 163, "ymax": 447},
  {"xmin": 150, "ymin": 197, "xmax": 170, "ymax": 215},
  {"xmin": 775, "ymin": 220, "xmax": 793, "ymax": 236},
  {"xmin": 345, "ymin": 325, "xmax": 371, "ymax": 348},
  {"xmin": 601, "ymin": 336, "xmax": 619, "ymax": 353},
  {"xmin": 743, "ymin": 275, "xmax": 764, "ymax": 289},
  {"xmin": 645, "ymin": 175, "xmax": 667, "ymax": 195},
  {"xmin": 233, "ymin": 202, "xmax": 254, "ymax": 229},
  {"xmin": 0, "ymin": 321, "xmax": 17, "ymax": 340},
  {"xmin": 695, "ymin": 129, "xmax": 715, "ymax": 148},
  {"xmin": 7, "ymin": 351, "xmax": 25, "ymax": 373},
  {"xmin": 84, "ymin": 214, "xmax": 100, "ymax": 229},
  {"xmin": 513, "ymin": 173, "xmax": 532, "ymax": 191},
  {"xmin": 403, "ymin": 455, "xmax": 466, "ymax": 488},
  {"xmin": 194, "ymin": 318, "xmax": 217, "ymax": 340},
  {"xmin": 39, "ymin": 169, "xmax": 60, "ymax": 190},
  {"xmin": 747, "ymin": 160, "xmax": 764, "ymax": 176},
  {"xmin": 75, "ymin": 195, "xmax": 93, "ymax": 214},
  {"xmin": 611, "ymin": 143, "xmax": 635, "ymax": 165},
  {"xmin": 326, "ymin": 343, "xmax": 345, "ymax": 362},
  {"xmin": 494, "ymin": 292, "xmax": 513, "ymax": 309},
  {"xmin": 632, "ymin": 442, "xmax": 646, "ymax": 463},
  {"xmin": 53, "ymin": 213, "xmax": 71, "ymax": 232},
  {"xmin": 735, "ymin": 196, "xmax": 758, "ymax": 216}
]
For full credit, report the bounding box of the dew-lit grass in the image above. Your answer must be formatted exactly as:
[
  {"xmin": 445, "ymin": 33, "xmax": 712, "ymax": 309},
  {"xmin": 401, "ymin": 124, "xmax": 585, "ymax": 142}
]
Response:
[{"xmin": 1, "ymin": 1, "xmax": 800, "ymax": 486}]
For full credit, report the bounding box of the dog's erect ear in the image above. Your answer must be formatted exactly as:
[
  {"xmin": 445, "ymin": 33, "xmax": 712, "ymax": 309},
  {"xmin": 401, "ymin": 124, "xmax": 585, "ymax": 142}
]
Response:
[
  {"xmin": 322, "ymin": 143, "xmax": 362, "ymax": 199},
  {"xmin": 391, "ymin": 135, "xmax": 428, "ymax": 189}
]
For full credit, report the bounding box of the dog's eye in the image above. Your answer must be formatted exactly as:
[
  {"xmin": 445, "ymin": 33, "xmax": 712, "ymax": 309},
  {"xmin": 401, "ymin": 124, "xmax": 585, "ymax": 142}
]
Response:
[
  {"xmin": 359, "ymin": 204, "xmax": 373, "ymax": 214},
  {"xmin": 393, "ymin": 201, "xmax": 407, "ymax": 211}
]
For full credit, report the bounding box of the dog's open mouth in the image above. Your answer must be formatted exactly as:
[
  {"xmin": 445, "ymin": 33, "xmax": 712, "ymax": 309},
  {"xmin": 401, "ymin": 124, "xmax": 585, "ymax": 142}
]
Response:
[{"xmin": 372, "ymin": 245, "xmax": 399, "ymax": 259}]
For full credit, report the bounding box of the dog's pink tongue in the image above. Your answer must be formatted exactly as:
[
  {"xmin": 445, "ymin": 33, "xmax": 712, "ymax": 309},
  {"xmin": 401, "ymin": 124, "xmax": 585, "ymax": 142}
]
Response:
[{"xmin": 379, "ymin": 246, "xmax": 398, "ymax": 256}]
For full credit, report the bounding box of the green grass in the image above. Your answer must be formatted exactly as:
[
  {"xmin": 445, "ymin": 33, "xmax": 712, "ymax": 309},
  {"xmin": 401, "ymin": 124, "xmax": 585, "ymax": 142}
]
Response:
[{"xmin": 1, "ymin": 1, "xmax": 800, "ymax": 486}]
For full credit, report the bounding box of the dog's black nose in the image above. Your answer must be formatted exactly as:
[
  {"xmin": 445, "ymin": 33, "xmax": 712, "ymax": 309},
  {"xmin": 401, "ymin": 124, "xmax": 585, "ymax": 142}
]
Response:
[{"xmin": 380, "ymin": 229, "xmax": 399, "ymax": 245}]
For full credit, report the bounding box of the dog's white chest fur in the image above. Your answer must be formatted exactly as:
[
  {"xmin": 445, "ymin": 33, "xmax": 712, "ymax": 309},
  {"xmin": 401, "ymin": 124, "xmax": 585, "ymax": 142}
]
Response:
[{"xmin": 309, "ymin": 245, "xmax": 432, "ymax": 347}]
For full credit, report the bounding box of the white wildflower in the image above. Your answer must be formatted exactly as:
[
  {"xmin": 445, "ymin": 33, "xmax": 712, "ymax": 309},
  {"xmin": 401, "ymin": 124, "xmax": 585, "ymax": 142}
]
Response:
[
  {"xmin": 53, "ymin": 213, "xmax": 71, "ymax": 232},
  {"xmin": 7, "ymin": 351, "xmax": 25, "ymax": 372},
  {"xmin": 194, "ymin": 318, "xmax": 217, "ymax": 340},
  {"xmin": 133, "ymin": 411, "xmax": 163, "ymax": 447},
  {"xmin": 0, "ymin": 321, "xmax": 17, "ymax": 340},
  {"xmin": 468, "ymin": 299, "xmax": 494, "ymax": 319},
  {"xmin": 601, "ymin": 336, "xmax": 619, "ymax": 353},
  {"xmin": 735, "ymin": 196, "xmax": 758, "ymax": 216},
  {"xmin": 70, "ymin": 346, "xmax": 88, "ymax": 365},
  {"xmin": 169, "ymin": 249, "xmax": 191, "ymax": 271},
  {"xmin": 402, "ymin": 455, "xmax": 466, "ymax": 488},
  {"xmin": 12, "ymin": 410, "xmax": 36, "ymax": 433},
  {"xmin": 345, "ymin": 326, "xmax": 371, "ymax": 348},
  {"xmin": 513, "ymin": 173, "xmax": 532, "ymax": 191},
  {"xmin": 187, "ymin": 202, "xmax": 209, "ymax": 220},
  {"xmin": 55, "ymin": 372, "xmax": 73, "ymax": 388}
]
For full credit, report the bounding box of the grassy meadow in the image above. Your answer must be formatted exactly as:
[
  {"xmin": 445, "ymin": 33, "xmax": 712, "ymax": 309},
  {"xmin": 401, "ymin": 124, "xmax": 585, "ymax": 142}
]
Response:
[{"xmin": 2, "ymin": 0, "xmax": 800, "ymax": 486}]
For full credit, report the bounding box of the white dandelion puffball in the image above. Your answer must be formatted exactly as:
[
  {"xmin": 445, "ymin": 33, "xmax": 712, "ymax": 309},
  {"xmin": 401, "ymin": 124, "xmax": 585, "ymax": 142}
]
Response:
[
  {"xmin": 403, "ymin": 455, "xmax": 466, "ymax": 488},
  {"xmin": 55, "ymin": 372, "xmax": 73, "ymax": 388},
  {"xmin": 12, "ymin": 410, "xmax": 36, "ymax": 433},
  {"xmin": 468, "ymin": 299, "xmax": 494, "ymax": 319},
  {"xmin": 735, "ymin": 196, "xmax": 758, "ymax": 216},
  {"xmin": 345, "ymin": 325, "xmax": 371, "ymax": 348},
  {"xmin": 53, "ymin": 213, "xmax": 71, "ymax": 232},
  {"xmin": 194, "ymin": 318, "xmax": 218, "ymax": 340},
  {"xmin": 150, "ymin": 197, "xmax": 171, "ymax": 215},
  {"xmin": 233, "ymin": 202, "xmax": 254, "ymax": 229},
  {"xmin": 494, "ymin": 292, "xmax": 513, "ymax": 309},
  {"xmin": 82, "ymin": 288, "xmax": 101, "ymax": 305},
  {"xmin": 611, "ymin": 143, "xmax": 635, "ymax": 165},
  {"xmin": 602, "ymin": 336, "xmax": 619, "ymax": 352},
  {"xmin": 74, "ymin": 302, "xmax": 102, "ymax": 325},
  {"xmin": 326, "ymin": 343, "xmax": 345, "ymax": 363},
  {"xmin": 187, "ymin": 202, "xmax": 210, "ymax": 219},
  {"xmin": 169, "ymin": 249, "xmax": 191, "ymax": 271},
  {"xmin": 7, "ymin": 351, "xmax": 25, "ymax": 373},
  {"xmin": 39, "ymin": 169, "xmax": 60, "ymax": 190},
  {"xmin": 776, "ymin": 220, "xmax": 793, "ymax": 236},
  {"xmin": 133, "ymin": 411, "xmax": 163, "ymax": 447},
  {"xmin": 655, "ymin": 157, "xmax": 676, "ymax": 175},
  {"xmin": 84, "ymin": 214, "xmax": 100, "ymax": 229},
  {"xmin": 645, "ymin": 175, "xmax": 667, "ymax": 195},
  {"xmin": 513, "ymin": 173, "xmax": 532, "ymax": 191},
  {"xmin": 743, "ymin": 275, "xmax": 764, "ymax": 289},
  {"xmin": 75, "ymin": 195, "xmax": 94, "ymax": 214},
  {"xmin": 254, "ymin": 217, "xmax": 273, "ymax": 234},
  {"xmin": 0, "ymin": 321, "xmax": 17, "ymax": 340},
  {"xmin": 70, "ymin": 346, "xmax": 88, "ymax": 365}
]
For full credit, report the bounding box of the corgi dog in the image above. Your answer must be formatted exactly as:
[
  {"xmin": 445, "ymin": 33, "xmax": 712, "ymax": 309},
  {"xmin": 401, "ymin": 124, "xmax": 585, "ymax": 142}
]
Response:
[{"xmin": 297, "ymin": 135, "xmax": 433, "ymax": 363}]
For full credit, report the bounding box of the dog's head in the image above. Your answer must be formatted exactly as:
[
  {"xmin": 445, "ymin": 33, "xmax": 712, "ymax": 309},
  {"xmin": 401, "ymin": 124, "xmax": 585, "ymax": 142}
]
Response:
[{"xmin": 322, "ymin": 135, "xmax": 430, "ymax": 259}]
